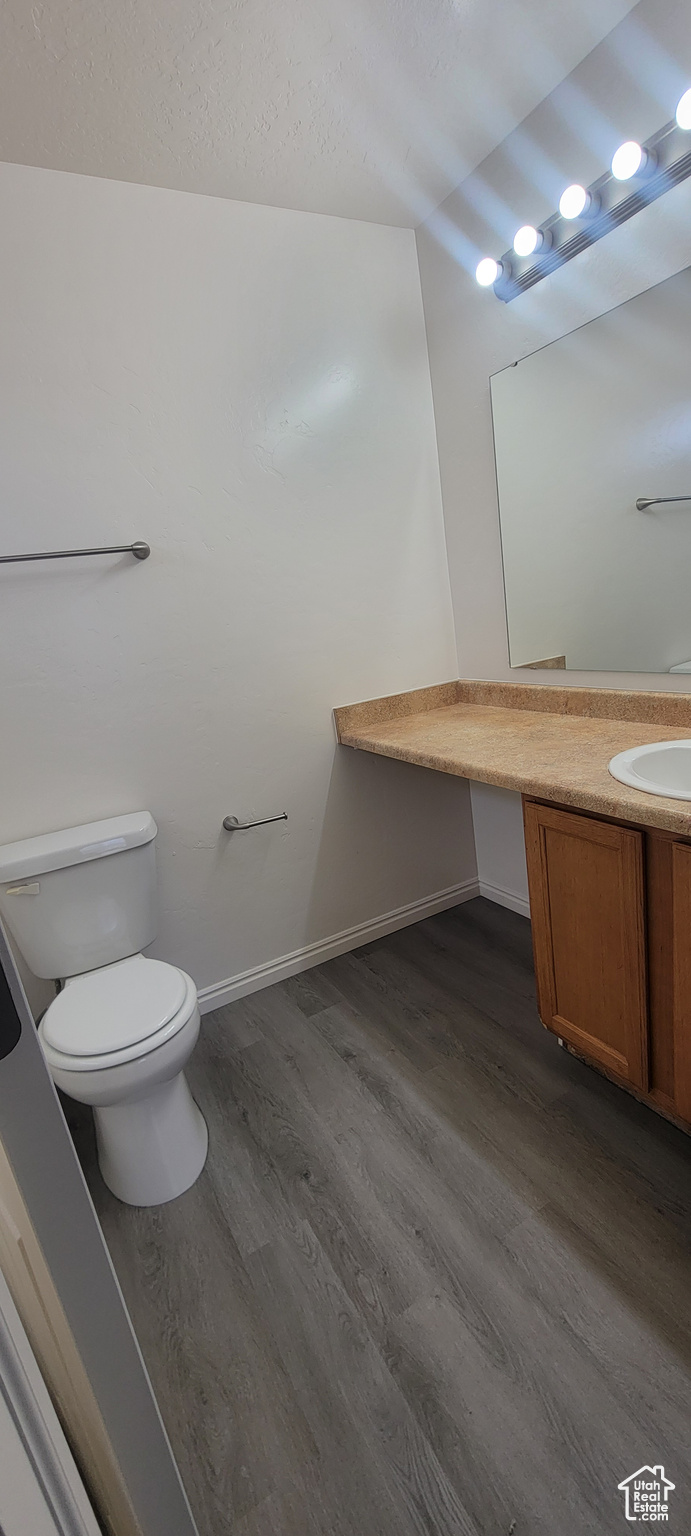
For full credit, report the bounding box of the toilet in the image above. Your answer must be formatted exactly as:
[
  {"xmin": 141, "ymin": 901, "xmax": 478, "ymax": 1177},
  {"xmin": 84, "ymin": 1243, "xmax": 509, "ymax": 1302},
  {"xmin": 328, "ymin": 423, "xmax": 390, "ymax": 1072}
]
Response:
[{"xmin": 0, "ymin": 812, "xmax": 208, "ymax": 1207}]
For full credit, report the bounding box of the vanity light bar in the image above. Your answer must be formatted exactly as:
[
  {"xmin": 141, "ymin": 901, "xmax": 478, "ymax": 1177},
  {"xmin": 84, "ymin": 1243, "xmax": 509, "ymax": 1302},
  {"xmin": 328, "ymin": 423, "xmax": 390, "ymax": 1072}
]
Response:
[{"xmin": 479, "ymin": 107, "xmax": 691, "ymax": 303}]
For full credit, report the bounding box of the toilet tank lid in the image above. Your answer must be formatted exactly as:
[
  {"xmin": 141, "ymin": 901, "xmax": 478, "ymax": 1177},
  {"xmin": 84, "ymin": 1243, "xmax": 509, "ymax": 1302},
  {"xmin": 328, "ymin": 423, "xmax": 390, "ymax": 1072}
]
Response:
[{"xmin": 0, "ymin": 812, "xmax": 157, "ymax": 882}]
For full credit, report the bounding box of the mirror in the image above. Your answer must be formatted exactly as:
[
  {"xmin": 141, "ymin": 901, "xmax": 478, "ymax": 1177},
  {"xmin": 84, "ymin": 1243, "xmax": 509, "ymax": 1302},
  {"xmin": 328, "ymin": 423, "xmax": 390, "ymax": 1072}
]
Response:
[{"xmin": 491, "ymin": 265, "xmax": 691, "ymax": 672}]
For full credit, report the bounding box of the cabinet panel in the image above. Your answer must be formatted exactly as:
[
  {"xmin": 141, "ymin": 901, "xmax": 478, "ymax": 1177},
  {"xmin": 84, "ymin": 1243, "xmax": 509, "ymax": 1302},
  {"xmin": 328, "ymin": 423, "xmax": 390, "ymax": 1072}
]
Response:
[
  {"xmin": 523, "ymin": 800, "xmax": 648, "ymax": 1090},
  {"xmin": 671, "ymin": 842, "xmax": 691, "ymax": 1123},
  {"xmin": 645, "ymin": 833, "xmax": 676, "ymax": 1107}
]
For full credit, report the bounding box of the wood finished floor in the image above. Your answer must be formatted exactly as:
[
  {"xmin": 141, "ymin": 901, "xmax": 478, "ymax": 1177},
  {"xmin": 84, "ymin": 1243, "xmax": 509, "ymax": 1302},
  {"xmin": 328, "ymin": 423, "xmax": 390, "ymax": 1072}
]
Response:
[{"xmin": 65, "ymin": 898, "xmax": 691, "ymax": 1535}]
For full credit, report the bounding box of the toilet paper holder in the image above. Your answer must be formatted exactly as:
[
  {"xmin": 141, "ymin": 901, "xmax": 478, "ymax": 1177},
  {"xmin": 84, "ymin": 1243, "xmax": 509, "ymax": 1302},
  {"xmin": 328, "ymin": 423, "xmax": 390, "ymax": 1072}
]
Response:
[{"xmin": 223, "ymin": 812, "xmax": 288, "ymax": 831}]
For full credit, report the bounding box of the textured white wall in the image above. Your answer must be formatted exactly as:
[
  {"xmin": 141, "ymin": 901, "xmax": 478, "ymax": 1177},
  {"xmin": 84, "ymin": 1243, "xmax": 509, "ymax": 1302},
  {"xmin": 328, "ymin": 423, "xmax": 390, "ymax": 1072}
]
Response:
[
  {"xmin": 0, "ymin": 0, "xmax": 636, "ymax": 227},
  {"xmin": 0, "ymin": 161, "xmax": 474, "ymax": 1004},
  {"xmin": 416, "ymin": 0, "xmax": 691, "ymax": 907}
]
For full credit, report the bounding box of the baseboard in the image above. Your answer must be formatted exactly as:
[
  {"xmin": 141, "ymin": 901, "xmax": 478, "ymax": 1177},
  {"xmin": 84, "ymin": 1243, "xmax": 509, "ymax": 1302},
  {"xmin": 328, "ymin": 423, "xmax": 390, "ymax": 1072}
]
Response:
[
  {"xmin": 478, "ymin": 878, "xmax": 531, "ymax": 919},
  {"xmin": 198, "ymin": 876, "xmax": 480, "ymax": 1012}
]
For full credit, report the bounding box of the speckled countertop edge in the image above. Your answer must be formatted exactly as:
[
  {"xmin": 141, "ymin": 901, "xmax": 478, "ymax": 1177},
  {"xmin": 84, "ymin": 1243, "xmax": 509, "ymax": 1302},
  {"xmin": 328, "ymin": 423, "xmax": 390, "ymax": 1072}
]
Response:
[{"xmin": 333, "ymin": 680, "xmax": 691, "ymax": 837}]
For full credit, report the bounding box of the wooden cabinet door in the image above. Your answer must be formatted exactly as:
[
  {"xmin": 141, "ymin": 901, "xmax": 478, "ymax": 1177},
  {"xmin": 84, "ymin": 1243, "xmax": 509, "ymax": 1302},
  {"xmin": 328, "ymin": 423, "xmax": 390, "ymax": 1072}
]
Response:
[
  {"xmin": 523, "ymin": 801, "xmax": 648, "ymax": 1090},
  {"xmin": 670, "ymin": 841, "xmax": 691, "ymax": 1122}
]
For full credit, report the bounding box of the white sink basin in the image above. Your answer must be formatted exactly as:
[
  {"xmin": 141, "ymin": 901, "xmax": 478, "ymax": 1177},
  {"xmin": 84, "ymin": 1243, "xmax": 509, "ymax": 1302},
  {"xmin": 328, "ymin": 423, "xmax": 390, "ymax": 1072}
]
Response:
[{"xmin": 609, "ymin": 740, "xmax": 691, "ymax": 799}]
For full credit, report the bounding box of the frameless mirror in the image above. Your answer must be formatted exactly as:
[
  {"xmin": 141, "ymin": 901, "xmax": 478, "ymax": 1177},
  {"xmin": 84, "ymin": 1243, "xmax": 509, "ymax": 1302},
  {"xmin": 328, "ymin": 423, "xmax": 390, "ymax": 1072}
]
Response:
[{"xmin": 491, "ymin": 265, "xmax": 691, "ymax": 672}]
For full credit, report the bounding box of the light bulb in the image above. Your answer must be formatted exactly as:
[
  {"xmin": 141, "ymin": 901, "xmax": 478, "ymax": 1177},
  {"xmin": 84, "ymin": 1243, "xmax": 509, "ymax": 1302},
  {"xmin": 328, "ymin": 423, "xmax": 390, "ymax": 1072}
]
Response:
[
  {"xmin": 475, "ymin": 257, "xmax": 500, "ymax": 287},
  {"xmin": 611, "ymin": 141, "xmax": 644, "ymax": 180},
  {"xmin": 676, "ymin": 88, "xmax": 691, "ymax": 129},
  {"xmin": 513, "ymin": 225, "xmax": 541, "ymax": 257},
  {"xmin": 559, "ymin": 184, "xmax": 589, "ymax": 220}
]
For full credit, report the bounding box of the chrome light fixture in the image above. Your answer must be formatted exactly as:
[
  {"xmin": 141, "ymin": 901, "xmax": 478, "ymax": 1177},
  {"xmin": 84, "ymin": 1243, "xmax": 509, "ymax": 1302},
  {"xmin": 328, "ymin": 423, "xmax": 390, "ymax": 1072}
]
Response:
[{"xmin": 475, "ymin": 99, "xmax": 691, "ymax": 300}]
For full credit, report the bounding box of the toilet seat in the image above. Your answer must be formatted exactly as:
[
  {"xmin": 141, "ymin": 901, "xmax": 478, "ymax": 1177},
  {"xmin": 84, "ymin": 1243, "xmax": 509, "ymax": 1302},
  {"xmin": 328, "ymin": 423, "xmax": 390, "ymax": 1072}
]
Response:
[{"xmin": 39, "ymin": 956, "xmax": 197, "ymax": 1073}]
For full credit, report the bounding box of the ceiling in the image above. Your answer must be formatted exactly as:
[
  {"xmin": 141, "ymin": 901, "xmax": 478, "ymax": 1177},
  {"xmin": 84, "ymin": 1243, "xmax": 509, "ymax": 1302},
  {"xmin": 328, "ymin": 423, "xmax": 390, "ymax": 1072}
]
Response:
[{"xmin": 0, "ymin": 0, "xmax": 638, "ymax": 227}]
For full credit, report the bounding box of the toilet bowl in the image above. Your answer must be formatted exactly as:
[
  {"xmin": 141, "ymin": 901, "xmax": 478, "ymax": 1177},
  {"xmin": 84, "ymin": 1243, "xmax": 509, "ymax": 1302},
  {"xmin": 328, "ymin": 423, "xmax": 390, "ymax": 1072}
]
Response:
[
  {"xmin": 0, "ymin": 812, "xmax": 208, "ymax": 1208},
  {"xmin": 39, "ymin": 956, "xmax": 208, "ymax": 1206}
]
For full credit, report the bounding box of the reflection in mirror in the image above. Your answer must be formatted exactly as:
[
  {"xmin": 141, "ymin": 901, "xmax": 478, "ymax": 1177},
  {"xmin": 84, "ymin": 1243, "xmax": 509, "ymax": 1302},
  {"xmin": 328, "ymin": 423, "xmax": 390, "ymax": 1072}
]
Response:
[{"xmin": 491, "ymin": 265, "xmax": 691, "ymax": 673}]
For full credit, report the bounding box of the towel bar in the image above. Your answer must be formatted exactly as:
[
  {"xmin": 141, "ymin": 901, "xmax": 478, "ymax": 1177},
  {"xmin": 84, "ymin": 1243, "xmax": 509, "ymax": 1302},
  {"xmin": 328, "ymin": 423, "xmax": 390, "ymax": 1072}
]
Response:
[{"xmin": 0, "ymin": 541, "xmax": 150, "ymax": 564}]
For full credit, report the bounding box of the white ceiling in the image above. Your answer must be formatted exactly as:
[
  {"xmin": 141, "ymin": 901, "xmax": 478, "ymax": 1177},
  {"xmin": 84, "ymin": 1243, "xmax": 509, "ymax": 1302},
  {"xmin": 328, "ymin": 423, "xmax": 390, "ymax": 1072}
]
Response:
[{"xmin": 0, "ymin": 0, "xmax": 638, "ymax": 227}]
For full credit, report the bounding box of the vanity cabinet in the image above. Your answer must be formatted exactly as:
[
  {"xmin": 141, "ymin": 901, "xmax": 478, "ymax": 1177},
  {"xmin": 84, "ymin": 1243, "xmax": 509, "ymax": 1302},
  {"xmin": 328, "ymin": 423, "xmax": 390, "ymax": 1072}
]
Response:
[
  {"xmin": 523, "ymin": 797, "xmax": 691, "ymax": 1130},
  {"xmin": 523, "ymin": 802, "xmax": 648, "ymax": 1090}
]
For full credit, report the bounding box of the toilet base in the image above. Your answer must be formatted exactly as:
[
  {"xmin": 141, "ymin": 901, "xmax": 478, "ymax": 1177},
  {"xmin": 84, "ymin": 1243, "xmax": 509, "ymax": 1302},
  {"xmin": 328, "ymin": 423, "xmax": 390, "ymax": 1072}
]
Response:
[{"xmin": 93, "ymin": 1070, "xmax": 208, "ymax": 1206}]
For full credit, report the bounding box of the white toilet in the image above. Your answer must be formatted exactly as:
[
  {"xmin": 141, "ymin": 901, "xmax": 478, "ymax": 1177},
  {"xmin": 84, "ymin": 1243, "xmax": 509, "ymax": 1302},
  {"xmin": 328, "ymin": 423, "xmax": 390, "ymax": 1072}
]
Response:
[{"xmin": 0, "ymin": 812, "xmax": 208, "ymax": 1207}]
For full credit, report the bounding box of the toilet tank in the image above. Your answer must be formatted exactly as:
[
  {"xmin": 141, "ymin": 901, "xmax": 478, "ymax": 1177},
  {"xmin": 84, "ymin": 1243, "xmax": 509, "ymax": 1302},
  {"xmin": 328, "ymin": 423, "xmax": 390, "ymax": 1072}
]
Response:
[{"xmin": 0, "ymin": 812, "xmax": 158, "ymax": 979}]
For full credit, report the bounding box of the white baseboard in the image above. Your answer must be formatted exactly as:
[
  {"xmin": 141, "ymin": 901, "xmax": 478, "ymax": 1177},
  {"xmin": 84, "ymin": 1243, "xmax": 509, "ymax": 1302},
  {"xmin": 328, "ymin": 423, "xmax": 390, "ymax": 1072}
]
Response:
[
  {"xmin": 478, "ymin": 878, "xmax": 531, "ymax": 919},
  {"xmin": 197, "ymin": 876, "xmax": 480, "ymax": 1012}
]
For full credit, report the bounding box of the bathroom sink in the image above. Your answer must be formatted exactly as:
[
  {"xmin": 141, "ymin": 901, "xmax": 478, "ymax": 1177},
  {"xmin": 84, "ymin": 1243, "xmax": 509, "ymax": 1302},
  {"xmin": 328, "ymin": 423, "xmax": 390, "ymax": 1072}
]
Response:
[{"xmin": 609, "ymin": 740, "xmax": 691, "ymax": 799}]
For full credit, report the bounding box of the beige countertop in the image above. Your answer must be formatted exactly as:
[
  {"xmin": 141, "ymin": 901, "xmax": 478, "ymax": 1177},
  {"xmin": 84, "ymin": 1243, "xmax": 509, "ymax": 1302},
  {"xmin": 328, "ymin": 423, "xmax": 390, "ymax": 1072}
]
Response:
[{"xmin": 333, "ymin": 680, "xmax": 691, "ymax": 836}]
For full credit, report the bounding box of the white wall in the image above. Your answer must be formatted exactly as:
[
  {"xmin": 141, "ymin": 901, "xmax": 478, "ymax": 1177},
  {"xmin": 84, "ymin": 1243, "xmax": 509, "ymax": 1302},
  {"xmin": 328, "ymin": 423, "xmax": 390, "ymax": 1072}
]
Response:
[
  {"xmin": 470, "ymin": 784, "xmax": 529, "ymax": 916},
  {"xmin": 416, "ymin": 0, "xmax": 691, "ymax": 907},
  {"xmin": 0, "ymin": 161, "xmax": 475, "ymax": 1007}
]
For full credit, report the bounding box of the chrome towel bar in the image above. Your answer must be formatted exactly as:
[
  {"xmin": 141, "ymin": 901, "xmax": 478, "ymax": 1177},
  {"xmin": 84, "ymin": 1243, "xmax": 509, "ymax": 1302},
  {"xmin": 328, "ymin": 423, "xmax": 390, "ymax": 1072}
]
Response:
[
  {"xmin": 223, "ymin": 813, "xmax": 288, "ymax": 832},
  {"xmin": 0, "ymin": 541, "xmax": 150, "ymax": 564},
  {"xmin": 636, "ymin": 496, "xmax": 691, "ymax": 511}
]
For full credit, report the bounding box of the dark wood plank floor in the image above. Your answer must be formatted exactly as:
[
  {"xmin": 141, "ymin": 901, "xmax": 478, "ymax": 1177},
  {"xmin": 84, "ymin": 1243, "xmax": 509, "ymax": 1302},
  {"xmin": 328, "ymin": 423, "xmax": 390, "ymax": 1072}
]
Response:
[{"xmin": 65, "ymin": 898, "xmax": 691, "ymax": 1535}]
